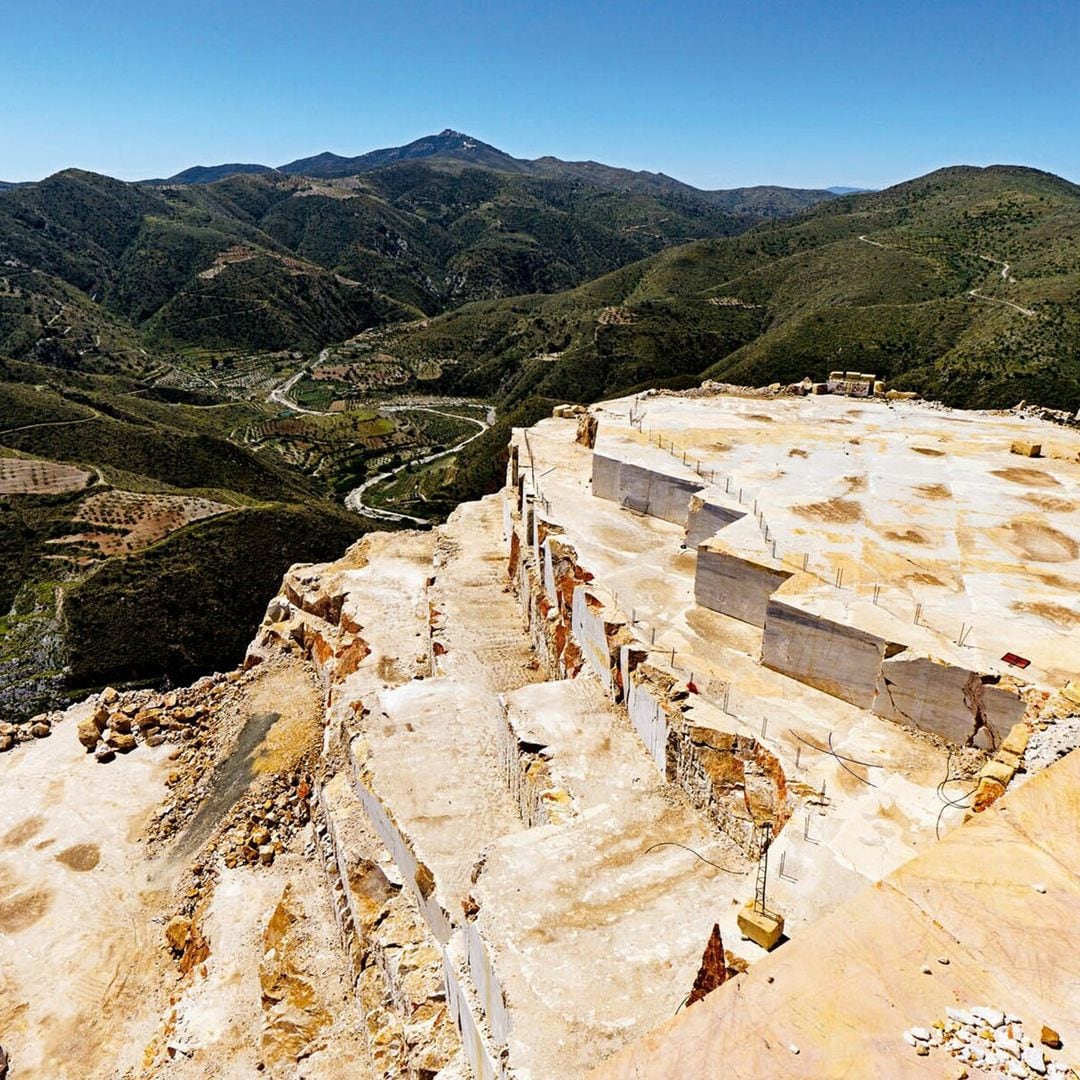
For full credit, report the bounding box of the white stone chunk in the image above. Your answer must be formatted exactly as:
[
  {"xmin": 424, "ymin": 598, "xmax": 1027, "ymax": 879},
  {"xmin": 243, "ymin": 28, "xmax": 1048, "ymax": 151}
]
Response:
[
  {"xmin": 972, "ymin": 1006, "xmax": 1005, "ymax": 1027},
  {"xmin": 1022, "ymin": 1046, "xmax": 1047, "ymax": 1074},
  {"xmin": 998, "ymin": 1037, "xmax": 1022, "ymax": 1059}
]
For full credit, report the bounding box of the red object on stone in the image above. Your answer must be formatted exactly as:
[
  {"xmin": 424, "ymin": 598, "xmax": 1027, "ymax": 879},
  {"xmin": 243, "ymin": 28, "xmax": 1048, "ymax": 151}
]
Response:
[
  {"xmin": 1001, "ymin": 652, "xmax": 1031, "ymax": 669},
  {"xmin": 687, "ymin": 923, "xmax": 727, "ymax": 1006}
]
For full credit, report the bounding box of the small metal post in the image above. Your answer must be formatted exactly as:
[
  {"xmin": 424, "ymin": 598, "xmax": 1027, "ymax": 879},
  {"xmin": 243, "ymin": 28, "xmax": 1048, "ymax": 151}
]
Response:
[
  {"xmin": 760, "ymin": 716, "xmax": 768, "ymax": 738},
  {"xmin": 873, "ymin": 583, "xmax": 881, "ymax": 605},
  {"xmin": 795, "ymin": 745, "xmax": 802, "ymax": 769}
]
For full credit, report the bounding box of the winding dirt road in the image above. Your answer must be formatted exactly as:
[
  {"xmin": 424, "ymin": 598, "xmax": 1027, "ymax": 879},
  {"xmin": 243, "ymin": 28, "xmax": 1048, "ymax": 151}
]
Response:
[
  {"xmin": 857, "ymin": 235, "xmax": 1035, "ymax": 317},
  {"xmin": 344, "ymin": 406, "xmax": 492, "ymax": 525},
  {"xmin": 266, "ymin": 359, "xmax": 494, "ymax": 523}
]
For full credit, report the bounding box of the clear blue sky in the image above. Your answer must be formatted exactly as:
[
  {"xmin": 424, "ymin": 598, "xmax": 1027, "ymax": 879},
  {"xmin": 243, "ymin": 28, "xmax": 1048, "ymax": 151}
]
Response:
[{"xmin": 3, "ymin": 0, "xmax": 1078, "ymax": 189}]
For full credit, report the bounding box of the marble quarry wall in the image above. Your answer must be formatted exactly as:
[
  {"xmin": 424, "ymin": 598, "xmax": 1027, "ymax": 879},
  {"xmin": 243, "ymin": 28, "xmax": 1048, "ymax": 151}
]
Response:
[
  {"xmin": 695, "ymin": 545, "xmax": 793, "ymax": 628},
  {"xmin": 591, "ymin": 453, "xmax": 704, "ymax": 525},
  {"xmin": 686, "ymin": 494, "xmax": 746, "ymax": 547},
  {"xmin": 505, "ymin": 480, "xmax": 793, "ymax": 856},
  {"xmin": 761, "ymin": 599, "xmax": 891, "ymax": 709},
  {"xmin": 761, "ymin": 599, "xmax": 1030, "ymax": 748},
  {"xmin": 872, "ymin": 651, "xmax": 1027, "ymax": 750}
]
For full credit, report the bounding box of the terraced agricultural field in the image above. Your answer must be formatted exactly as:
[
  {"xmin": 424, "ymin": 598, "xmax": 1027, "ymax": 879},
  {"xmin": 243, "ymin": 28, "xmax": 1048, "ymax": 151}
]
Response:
[
  {"xmin": 305, "ymin": 336, "xmax": 459, "ymax": 402},
  {"xmin": 153, "ymin": 350, "xmax": 298, "ymax": 399},
  {"xmin": 245, "ymin": 408, "xmax": 404, "ymax": 476},
  {"xmin": 47, "ymin": 489, "xmax": 234, "ymax": 557},
  {"xmin": 0, "ymin": 455, "xmax": 94, "ymax": 495},
  {"xmin": 245, "ymin": 403, "xmax": 485, "ymax": 501}
]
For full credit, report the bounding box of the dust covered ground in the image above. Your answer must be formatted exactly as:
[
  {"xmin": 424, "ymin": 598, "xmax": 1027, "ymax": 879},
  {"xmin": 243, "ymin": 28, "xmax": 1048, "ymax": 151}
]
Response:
[{"xmin": 0, "ymin": 653, "xmax": 372, "ymax": 1079}]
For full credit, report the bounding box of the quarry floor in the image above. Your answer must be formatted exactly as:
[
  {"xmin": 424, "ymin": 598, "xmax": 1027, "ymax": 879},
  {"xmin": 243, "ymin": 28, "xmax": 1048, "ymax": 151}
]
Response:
[
  {"xmin": 517, "ymin": 416, "xmax": 982, "ymax": 928},
  {"xmin": 591, "ymin": 745, "xmax": 1080, "ymax": 1079},
  {"xmin": 0, "ymin": 655, "xmax": 372, "ymax": 1080},
  {"xmin": 591, "ymin": 391, "xmax": 1080, "ymax": 690}
]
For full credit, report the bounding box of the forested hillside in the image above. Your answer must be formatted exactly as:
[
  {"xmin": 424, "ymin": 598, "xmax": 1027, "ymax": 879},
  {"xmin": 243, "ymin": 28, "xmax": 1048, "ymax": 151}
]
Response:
[
  {"xmin": 0, "ymin": 143, "xmax": 830, "ymax": 368},
  {"xmin": 366, "ymin": 165, "xmax": 1080, "ymax": 411}
]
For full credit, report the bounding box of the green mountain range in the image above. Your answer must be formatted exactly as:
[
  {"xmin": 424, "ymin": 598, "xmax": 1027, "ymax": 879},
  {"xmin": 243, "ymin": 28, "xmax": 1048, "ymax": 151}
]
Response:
[
  {"xmin": 153, "ymin": 129, "xmax": 835, "ymax": 218},
  {"xmin": 0, "ymin": 133, "xmax": 835, "ymax": 373},
  {"xmin": 367, "ymin": 164, "xmax": 1080, "ymax": 412},
  {"xmin": 0, "ymin": 355, "xmax": 370, "ymax": 721}
]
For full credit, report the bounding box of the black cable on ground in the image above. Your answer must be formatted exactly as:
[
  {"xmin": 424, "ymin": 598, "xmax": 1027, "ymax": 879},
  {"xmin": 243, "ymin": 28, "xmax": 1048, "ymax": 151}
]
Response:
[
  {"xmin": 828, "ymin": 732, "xmax": 877, "ymax": 788},
  {"xmin": 934, "ymin": 748, "xmax": 979, "ymax": 840},
  {"xmin": 643, "ymin": 841, "xmax": 747, "ymax": 875},
  {"xmin": 793, "ymin": 731, "xmax": 884, "ymax": 769}
]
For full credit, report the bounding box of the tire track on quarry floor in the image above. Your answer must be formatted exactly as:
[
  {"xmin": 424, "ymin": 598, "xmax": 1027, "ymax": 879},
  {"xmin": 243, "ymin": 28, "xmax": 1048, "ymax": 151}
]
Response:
[{"xmin": 169, "ymin": 710, "xmax": 280, "ymax": 863}]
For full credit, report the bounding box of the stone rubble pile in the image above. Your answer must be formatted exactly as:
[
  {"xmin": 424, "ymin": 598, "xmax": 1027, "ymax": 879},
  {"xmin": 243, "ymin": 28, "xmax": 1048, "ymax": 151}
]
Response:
[
  {"xmin": 654, "ymin": 379, "xmax": 791, "ymax": 400},
  {"xmin": 71, "ymin": 674, "xmax": 243, "ymax": 764},
  {"xmin": 0, "ymin": 708, "xmax": 62, "ymax": 752},
  {"xmin": 216, "ymin": 773, "xmax": 313, "ymax": 869},
  {"xmin": 903, "ymin": 1005, "xmax": 1072, "ymax": 1077},
  {"xmin": 1011, "ymin": 400, "xmax": 1080, "ymax": 428},
  {"xmin": 1021, "ymin": 686, "xmax": 1080, "ymax": 776}
]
